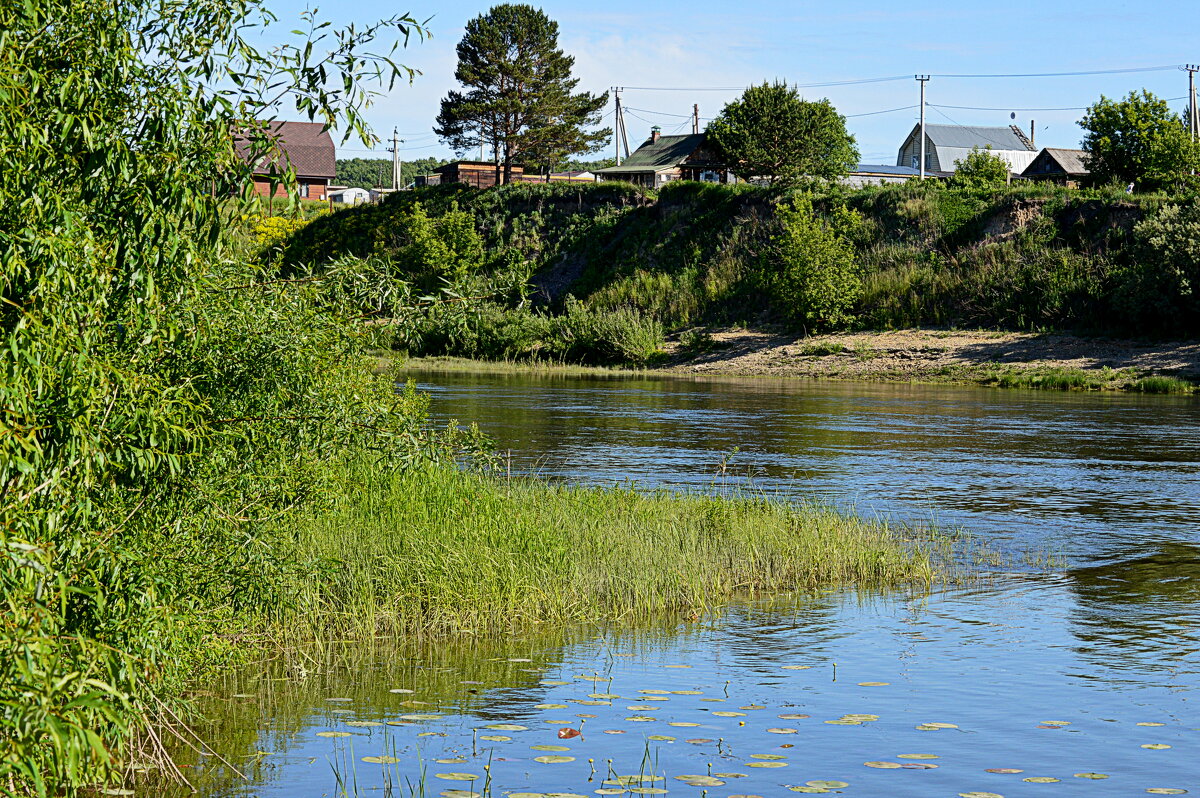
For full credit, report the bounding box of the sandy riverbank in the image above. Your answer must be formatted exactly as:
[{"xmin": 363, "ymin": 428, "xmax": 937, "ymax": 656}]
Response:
[{"xmin": 660, "ymin": 328, "xmax": 1200, "ymax": 388}]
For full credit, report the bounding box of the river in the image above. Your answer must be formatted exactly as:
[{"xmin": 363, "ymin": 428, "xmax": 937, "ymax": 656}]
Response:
[{"xmin": 181, "ymin": 372, "xmax": 1200, "ymax": 798}]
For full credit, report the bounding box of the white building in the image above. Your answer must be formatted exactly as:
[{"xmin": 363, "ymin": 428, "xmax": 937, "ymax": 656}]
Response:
[
  {"xmin": 896, "ymin": 124, "xmax": 1038, "ymax": 175},
  {"xmin": 328, "ymin": 186, "xmax": 371, "ymax": 205}
]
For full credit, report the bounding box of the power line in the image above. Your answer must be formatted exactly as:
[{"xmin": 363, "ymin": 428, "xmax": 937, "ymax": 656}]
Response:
[
  {"xmin": 846, "ymin": 104, "xmax": 918, "ymax": 118},
  {"xmin": 933, "ymin": 64, "xmax": 1181, "ymax": 78},
  {"xmin": 930, "ymin": 95, "xmax": 1188, "ymax": 112}
]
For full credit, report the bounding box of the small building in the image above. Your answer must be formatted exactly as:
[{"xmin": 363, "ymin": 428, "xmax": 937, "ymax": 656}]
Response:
[
  {"xmin": 1020, "ymin": 148, "xmax": 1091, "ymax": 187},
  {"xmin": 594, "ymin": 129, "xmax": 734, "ymax": 187},
  {"xmin": 328, "ymin": 186, "xmax": 371, "ymax": 205},
  {"xmin": 515, "ymin": 170, "xmax": 599, "ymax": 184},
  {"xmin": 843, "ymin": 164, "xmax": 950, "ymax": 187},
  {"xmin": 896, "ymin": 123, "xmax": 1037, "ymax": 175},
  {"xmin": 428, "ymin": 161, "xmax": 525, "ymax": 188},
  {"xmin": 236, "ymin": 121, "xmax": 336, "ymax": 200}
]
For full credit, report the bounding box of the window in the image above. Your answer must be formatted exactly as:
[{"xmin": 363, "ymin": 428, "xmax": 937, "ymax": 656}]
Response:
[{"xmin": 299, "ymin": 181, "xmax": 309, "ymax": 198}]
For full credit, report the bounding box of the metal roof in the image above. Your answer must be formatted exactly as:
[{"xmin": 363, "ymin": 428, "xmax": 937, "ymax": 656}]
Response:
[
  {"xmin": 594, "ymin": 133, "xmax": 706, "ymax": 174},
  {"xmin": 920, "ymin": 123, "xmax": 1035, "ymax": 151}
]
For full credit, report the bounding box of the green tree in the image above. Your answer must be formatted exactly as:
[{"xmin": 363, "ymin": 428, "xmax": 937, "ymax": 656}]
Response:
[
  {"xmin": 336, "ymin": 157, "xmax": 449, "ymax": 189},
  {"xmin": 1079, "ymin": 90, "xmax": 1200, "ymax": 191},
  {"xmin": 706, "ymin": 82, "xmax": 859, "ymax": 186},
  {"xmin": 0, "ymin": 2, "xmax": 474, "ymax": 794},
  {"xmin": 952, "ymin": 146, "xmax": 1011, "ymax": 188},
  {"xmin": 762, "ymin": 198, "xmax": 863, "ymax": 331},
  {"xmin": 434, "ymin": 4, "xmax": 610, "ymax": 184}
]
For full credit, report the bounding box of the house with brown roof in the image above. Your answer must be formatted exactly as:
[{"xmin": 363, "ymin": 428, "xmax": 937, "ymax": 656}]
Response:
[
  {"xmin": 593, "ymin": 128, "xmax": 733, "ymax": 187},
  {"xmin": 1020, "ymin": 148, "xmax": 1092, "ymax": 187},
  {"xmin": 236, "ymin": 121, "xmax": 336, "ymax": 200}
]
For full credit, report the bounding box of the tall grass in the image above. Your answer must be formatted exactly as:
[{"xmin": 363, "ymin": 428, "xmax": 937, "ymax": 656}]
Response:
[{"xmin": 281, "ymin": 464, "xmax": 938, "ymax": 641}]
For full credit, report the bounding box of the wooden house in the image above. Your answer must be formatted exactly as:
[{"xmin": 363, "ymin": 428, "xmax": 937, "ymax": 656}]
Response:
[
  {"xmin": 1020, "ymin": 148, "xmax": 1091, "ymax": 187},
  {"xmin": 594, "ymin": 129, "xmax": 733, "ymax": 187},
  {"xmin": 423, "ymin": 161, "xmax": 526, "ymax": 188},
  {"xmin": 896, "ymin": 123, "xmax": 1037, "ymax": 175},
  {"xmin": 236, "ymin": 121, "xmax": 336, "ymax": 200}
]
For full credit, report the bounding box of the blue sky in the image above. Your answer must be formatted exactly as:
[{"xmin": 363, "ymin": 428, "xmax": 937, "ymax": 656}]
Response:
[{"xmin": 264, "ymin": 0, "xmax": 1198, "ymax": 165}]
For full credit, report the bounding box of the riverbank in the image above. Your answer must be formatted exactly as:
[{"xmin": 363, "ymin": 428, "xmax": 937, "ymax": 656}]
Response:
[
  {"xmin": 399, "ymin": 328, "xmax": 1200, "ymax": 393},
  {"xmin": 663, "ymin": 328, "xmax": 1200, "ymax": 391}
]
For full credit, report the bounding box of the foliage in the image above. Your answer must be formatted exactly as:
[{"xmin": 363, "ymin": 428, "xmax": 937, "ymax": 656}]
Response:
[
  {"xmin": 336, "ymin": 156, "xmax": 449, "ymax": 189},
  {"xmin": 1079, "ymin": 90, "xmax": 1200, "ymax": 192},
  {"xmin": 761, "ymin": 197, "xmax": 863, "ymax": 330},
  {"xmin": 1121, "ymin": 202, "xmax": 1200, "ymax": 333},
  {"xmin": 249, "ymin": 213, "xmax": 319, "ymax": 248},
  {"xmin": 706, "ymin": 82, "xmax": 859, "ymax": 186},
  {"xmin": 952, "ymin": 146, "xmax": 1011, "ymax": 188},
  {"xmin": 435, "ymin": 4, "xmax": 610, "ymax": 182},
  {"xmin": 0, "ymin": 1, "xmax": 482, "ymax": 795},
  {"xmin": 391, "ymin": 201, "xmax": 487, "ymax": 288}
]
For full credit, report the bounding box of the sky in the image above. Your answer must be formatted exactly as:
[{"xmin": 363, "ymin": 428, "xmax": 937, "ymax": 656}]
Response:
[{"xmin": 262, "ymin": 0, "xmax": 1199, "ymax": 165}]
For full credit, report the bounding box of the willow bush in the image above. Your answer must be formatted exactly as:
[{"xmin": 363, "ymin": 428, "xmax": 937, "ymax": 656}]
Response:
[{"xmin": 0, "ymin": 2, "xmax": 476, "ymax": 795}]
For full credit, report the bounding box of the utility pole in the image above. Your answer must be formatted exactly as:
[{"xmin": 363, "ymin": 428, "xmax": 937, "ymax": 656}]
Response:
[
  {"xmin": 387, "ymin": 128, "xmax": 404, "ymax": 190},
  {"xmin": 1186, "ymin": 65, "xmax": 1200, "ymax": 142},
  {"xmin": 613, "ymin": 87, "xmax": 630, "ymax": 165},
  {"xmin": 916, "ymin": 75, "xmax": 930, "ymax": 179},
  {"xmin": 693, "ymin": 104, "xmax": 700, "ymax": 135}
]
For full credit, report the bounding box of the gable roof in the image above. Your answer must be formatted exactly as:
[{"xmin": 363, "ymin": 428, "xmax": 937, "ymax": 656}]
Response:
[
  {"xmin": 1024, "ymin": 147, "xmax": 1090, "ymax": 176},
  {"xmin": 594, "ymin": 134, "xmax": 707, "ymax": 174},
  {"xmin": 236, "ymin": 121, "xmax": 336, "ymax": 179},
  {"xmin": 919, "ymin": 123, "xmax": 1036, "ymax": 152}
]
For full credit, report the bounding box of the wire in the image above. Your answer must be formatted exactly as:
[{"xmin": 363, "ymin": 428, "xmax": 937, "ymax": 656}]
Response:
[
  {"xmin": 933, "ymin": 64, "xmax": 1181, "ymax": 78},
  {"xmin": 845, "ymin": 105, "xmax": 918, "ymax": 118},
  {"xmin": 620, "ymin": 75, "xmax": 911, "ymax": 92},
  {"xmin": 930, "ymin": 95, "xmax": 1188, "ymax": 112}
]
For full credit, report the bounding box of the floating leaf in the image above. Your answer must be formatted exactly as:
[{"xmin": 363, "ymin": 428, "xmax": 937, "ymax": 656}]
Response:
[
  {"xmin": 1142, "ymin": 744, "xmax": 1172, "ymax": 750},
  {"xmin": 434, "ymin": 772, "xmax": 480, "ymax": 781},
  {"xmin": 344, "ymin": 721, "xmax": 382, "ymax": 727},
  {"xmin": 782, "ymin": 665, "xmax": 812, "ymax": 670},
  {"xmin": 790, "ymin": 788, "xmax": 829, "ymax": 794},
  {"xmin": 1146, "ymin": 790, "xmax": 1188, "ymax": 795},
  {"xmin": 748, "ymin": 761, "xmax": 788, "ymax": 768},
  {"xmin": 806, "ymin": 781, "xmax": 849, "ymax": 789},
  {"xmin": 825, "ymin": 720, "xmax": 861, "ymax": 725},
  {"xmin": 316, "ymin": 731, "xmax": 352, "ymax": 738},
  {"xmin": 589, "ymin": 693, "xmax": 621, "ymax": 699},
  {"xmin": 985, "ymin": 769, "xmax": 1023, "ymax": 774},
  {"xmin": 676, "ymin": 775, "xmax": 725, "ymax": 786},
  {"xmin": 864, "ymin": 762, "xmax": 902, "ymax": 769},
  {"xmin": 751, "ymin": 754, "xmax": 787, "ymax": 760},
  {"xmin": 436, "ymin": 758, "xmax": 466, "ymax": 764},
  {"xmin": 362, "ymin": 756, "xmax": 401, "ymax": 764},
  {"xmin": 668, "ymin": 722, "xmax": 700, "ymax": 727},
  {"xmin": 388, "ymin": 689, "xmax": 414, "ymax": 694},
  {"xmin": 441, "ymin": 791, "xmax": 481, "ymax": 798},
  {"xmin": 778, "ymin": 714, "xmax": 811, "ymax": 720},
  {"xmin": 647, "ymin": 735, "xmax": 676, "ymax": 741},
  {"xmin": 531, "ymin": 745, "xmax": 571, "ymax": 752},
  {"xmin": 574, "ymin": 700, "xmax": 610, "ymax": 706},
  {"xmin": 1073, "ymin": 773, "xmax": 1108, "ymax": 779},
  {"xmin": 536, "ymin": 704, "xmax": 569, "ymax": 709},
  {"xmin": 484, "ymin": 723, "xmax": 528, "ymax": 731},
  {"xmin": 399, "ymin": 714, "xmax": 441, "ymax": 721},
  {"xmin": 626, "ymin": 716, "xmax": 656, "ymax": 722},
  {"xmin": 713, "ymin": 772, "xmax": 747, "ymax": 778},
  {"xmin": 557, "ymin": 727, "xmax": 581, "ymax": 739},
  {"xmin": 603, "ymin": 729, "xmax": 626, "ymax": 734},
  {"xmin": 1137, "ymin": 722, "xmax": 1166, "ymax": 727},
  {"xmin": 923, "ymin": 723, "xmax": 958, "ymax": 729},
  {"xmin": 629, "ymin": 789, "xmax": 668, "ymax": 795},
  {"xmin": 1040, "ymin": 721, "xmax": 1070, "ymax": 726},
  {"xmin": 385, "ymin": 721, "xmax": 410, "ymax": 727},
  {"xmin": 842, "ymin": 714, "xmax": 879, "ymax": 722},
  {"xmin": 540, "ymin": 680, "xmax": 571, "ymax": 686},
  {"xmin": 595, "ymin": 791, "xmax": 625, "ymax": 796},
  {"xmin": 958, "ymin": 793, "xmax": 1004, "ymax": 798},
  {"xmin": 325, "ymin": 698, "xmax": 352, "ymax": 703},
  {"xmin": 858, "ymin": 682, "xmax": 890, "ymax": 687},
  {"xmin": 897, "ymin": 754, "xmax": 939, "ymax": 760},
  {"xmin": 903, "ymin": 763, "xmax": 939, "ymax": 769},
  {"xmin": 686, "ymin": 738, "xmax": 715, "ymax": 744},
  {"xmin": 672, "ymin": 690, "xmax": 703, "ymax": 695},
  {"xmin": 713, "ymin": 711, "xmax": 747, "ymax": 717},
  {"xmin": 740, "ymin": 704, "xmax": 767, "ymax": 710},
  {"xmin": 767, "ymin": 728, "xmax": 798, "ymax": 734},
  {"xmin": 533, "ymin": 755, "xmax": 575, "ymax": 764},
  {"xmin": 639, "ymin": 689, "xmax": 671, "ymax": 695},
  {"xmin": 1023, "ymin": 777, "xmax": 1060, "ymax": 783},
  {"xmin": 478, "ymin": 734, "xmax": 511, "ymax": 742}
]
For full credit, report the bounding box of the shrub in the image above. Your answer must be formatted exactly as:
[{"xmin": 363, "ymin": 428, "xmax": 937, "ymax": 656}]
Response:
[
  {"xmin": 762, "ymin": 197, "xmax": 862, "ymax": 331},
  {"xmin": 1120, "ymin": 202, "xmax": 1200, "ymax": 334}
]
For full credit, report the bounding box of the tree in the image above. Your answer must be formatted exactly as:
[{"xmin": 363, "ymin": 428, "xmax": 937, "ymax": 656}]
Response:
[
  {"xmin": 336, "ymin": 157, "xmax": 449, "ymax": 189},
  {"xmin": 706, "ymin": 82, "xmax": 859, "ymax": 186},
  {"xmin": 1079, "ymin": 90, "xmax": 1200, "ymax": 191},
  {"xmin": 434, "ymin": 4, "xmax": 610, "ymax": 184},
  {"xmin": 952, "ymin": 146, "xmax": 1010, "ymax": 188}
]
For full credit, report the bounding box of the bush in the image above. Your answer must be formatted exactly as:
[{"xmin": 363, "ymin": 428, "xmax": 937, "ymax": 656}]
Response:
[
  {"xmin": 762, "ymin": 197, "xmax": 862, "ymax": 331},
  {"xmin": 951, "ymin": 146, "xmax": 1011, "ymax": 189},
  {"xmin": 1119, "ymin": 202, "xmax": 1200, "ymax": 334}
]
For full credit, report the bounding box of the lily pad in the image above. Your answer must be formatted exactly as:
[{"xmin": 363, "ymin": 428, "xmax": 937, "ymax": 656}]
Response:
[
  {"xmin": 790, "ymin": 789, "xmax": 829, "ymax": 794},
  {"xmin": 639, "ymin": 689, "xmax": 671, "ymax": 694},
  {"xmin": 344, "ymin": 721, "xmax": 382, "ymax": 728},
  {"xmin": 316, "ymin": 731, "xmax": 352, "ymax": 738},
  {"xmin": 629, "ymin": 789, "xmax": 668, "ymax": 795},
  {"xmin": 897, "ymin": 754, "xmax": 939, "ymax": 760},
  {"xmin": 1137, "ymin": 722, "xmax": 1166, "ymax": 727},
  {"xmin": 675, "ymin": 775, "xmax": 725, "ymax": 787},
  {"xmin": 484, "ymin": 723, "xmax": 528, "ymax": 731},
  {"xmin": 857, "ymin": 682, "xmax": 890, "ymax": 687},
  {"xmin": 782, "ymin": 665, "xmax": 812, "ymax": 670},
  {"xmin": 1073, "ymin": 773, "xmax": 1109, "ymax": 779},
  {"xmin": 536, "ymin": 703, "xmax": 569, "ymax": 709},
  {"xmin": 1142, "ymin": 744, "xmax": 1173, "ymax": 750},
  {"xmin": 388, "ymin": 688, "xmax": 414, "ymax": 694},
  {"xmin": 435, "ymin": 773, "xmax": 480, "ymax": 781},
  {"xmin": 686, "ymin": 738, "xmax": 715, "ymax": 744},
  {"xmin": 399, "ymin": 714, "xmax": 442, "ymax": 721},
  {"xmin": 361, "ymin": 756, "xmax": 401, "ymax": 764},
  {"xmin": 923, "ymin": 722, "xmax": 958, "ymax": 729},
  {"xmin": 435, "ymin": 758, "xmax": 466, "ymax": 764},
  {"xmin": 671, "ymin": 690, "xmax": 703, "ymax": 695},
  {"xmin": 1146, "ymin": 790, "xmax": 1188, "ymax": 795},
  {"xmin": 668, "ymin": 721, "xmax": 700, "ymax": 727},
  {"xmin": 625, "ymin": 715, "xmax": 656, "ymax": 722},
  {"xmin": 325, "ymin": 697, "xmax": 353, "ymax": 703},
  {"xmin": 806, "ymin": 781, "xmax": 849, "ymax": 789},
  {"xmin": 751, "ymin": 754, "xmax": 787, "ymax": 760},
  {"xmin": 740, "ymin": 704, "xmax": 767, "ymax": 710},
  {"xmin": 748, "ymin": 761, "xmax": 788, "ymax": 768},
  {"xmin": 958, "ymin": 793, "xmax": 1004, "ymax": 798},
  {"xmin": 539, "ymin": 680, "xmax": 571, "ymax": 686},
  {"xmin": 864, "ymin": 762, "xmax": 902, "ymax": 769},
  {"xmin": 478, "ymin": 734, "xmax": 511, "ymax": 742},
  {"xmin": 1023, "ymin": 777, "xmax": 1061, "ymax": 783},
  {"xmin": 985, "ymin": 769, "xmax": 1024, "ymax": 774},
  {"xmin": 647, "ymin": 735, "xmax": 676, "ymax": 741},
  {"xmin": 441, "ymin": 792, "xmax": 481, "ymax": 798},
  {"xmin": 767, "ymin": 728, "xmax": 798, "ymax": 734},
  {"xmin": 531, "ymin": 744, "xmax": 571, "ymax": 752},
  {"xmin": 533, "ymin": 755, "xmax": 575, "ymax": 764},
  {"xmin": 778, "ymin": 713, "xmax": 811, "ymax": 720},
  {"xmin": 713, "ymin": 711, "xmax": 747, "ymax": 717}
]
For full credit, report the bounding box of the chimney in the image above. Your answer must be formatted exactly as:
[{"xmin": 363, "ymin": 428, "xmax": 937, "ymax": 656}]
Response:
[
  {"xmin": 650, "ymin": 126, "xmax": 661, "ymax": 144},
  {"xmin": 1030, "ymin": 119, "xmax": 1036, "ymax": 149}
]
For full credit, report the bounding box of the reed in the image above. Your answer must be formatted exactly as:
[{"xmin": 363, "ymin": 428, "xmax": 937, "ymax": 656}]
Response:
[{"xmin": 279, "ymin": 464, "xmax": 939, "ymax": 641}]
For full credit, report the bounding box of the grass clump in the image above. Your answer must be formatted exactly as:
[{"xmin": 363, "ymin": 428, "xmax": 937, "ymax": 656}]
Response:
[
  {"xmin": 1131, "ymin": 375, "xmax": 1195, "ymax": 393},
  {"xmin": 283, "ymin": 464, "xmax": 938, "ymax": 640}
]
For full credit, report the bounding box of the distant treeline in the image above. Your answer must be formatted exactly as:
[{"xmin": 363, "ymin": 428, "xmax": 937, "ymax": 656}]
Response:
[{"xmin": 335, "ymin": 157, "xmax": 618, "ymax": 189}]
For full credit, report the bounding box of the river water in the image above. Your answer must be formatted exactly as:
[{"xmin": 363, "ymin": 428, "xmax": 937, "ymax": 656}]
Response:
[{"xmin": 183, "ymin": 372, "xmax": 1200, "ymax": 798}]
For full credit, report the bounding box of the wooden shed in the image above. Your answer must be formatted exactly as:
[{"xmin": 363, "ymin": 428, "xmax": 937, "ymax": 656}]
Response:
[
  {"xmin": 431, "ymin": 161, "xmax": 525, "ymax": 188},
  {"xmin": 594, "ymin": 130, "xmax": 734, "ymax": 187},
  {"xmin": 1020, "ymin": 148, "xmax": 1091, "ymax": 187}
]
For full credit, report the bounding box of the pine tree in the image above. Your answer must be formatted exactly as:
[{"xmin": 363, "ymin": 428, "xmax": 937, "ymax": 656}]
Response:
[{"xmin": 434, "ymin": 4, "xmax": 610, "ymax": 184}]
